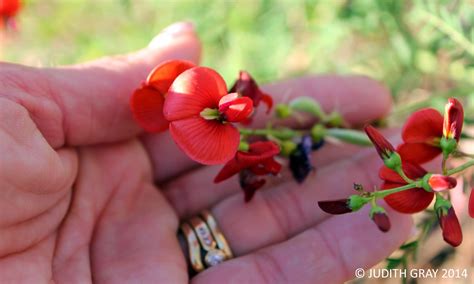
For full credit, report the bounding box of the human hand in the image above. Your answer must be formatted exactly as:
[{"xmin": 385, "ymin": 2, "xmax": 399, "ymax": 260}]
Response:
[{"xmin": 0, "ymin": 21, "xmax": 412, "ymax": 283}]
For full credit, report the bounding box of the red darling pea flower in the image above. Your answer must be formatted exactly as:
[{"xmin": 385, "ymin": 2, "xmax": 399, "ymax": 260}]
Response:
[
  {"xmin": 380, "ymin": 162, "xmax": 434, "ymax": 213},
  {"xmin": 214, "ymin": 141, "xmax": 281, "ymax": 201},
  {"xmin": 230, "ymin": 71, "xmax": 273, "ymax": 114},
  {"xmin": 164, "ymin": 66, "xmax": 253, "ymax": 165},
  {"xmin": 443, "ymin": 98, "xmax": 464, "ymax": 141},
  {"xmin": 436, "ymin": 206, "xmax": 463, "ymax": 247},
  {"xmin": 427, "ymin": 174, "xmax": 457, "ymax": 192},
  {"xmin": 130, "ymin": 59, "xmax": 195, "ymax": 132},
  {"xmin": 0, "ymin": 0, "xmax": 21, "ymax": 30},
  {"xmin": 396, "ymin": 108, "xmax": 444, "ymax": 164}
]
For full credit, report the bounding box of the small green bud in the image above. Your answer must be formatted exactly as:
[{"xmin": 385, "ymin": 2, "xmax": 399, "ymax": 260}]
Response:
[
  {"xmin": 272, "ymin": 128, "xmax": 298, "ymax": 140},
  {"xmin": 289, "ymin": 97, "xmax": 325, "ymax": 119},
  {"xmin": 275, "ymin": 104, "xmax": 292, "ymax": 118},
  {"xmin": 238, "ymin": 141, "xmax": 249, "ymax": 152},
  {"xmin": 280, "ymin": 140, "xmax": 297, "ymax": 156},
  {"xmin": 310, "ymin": 124, "xmax": 326, "ymax": 142},
  {"xmin": 348, "ymin": 195, "xmax": 369, "ymax": 212},
  {"xmin": 440, "ymin": 136, "xmax": 457, "ymax": 157},
  {"xmin": 384, "ymin": 152, "xmax": 402, "ymax": 170},
  {"xmin": 325, "ymin": 111, "xmax": 345, "ymax": 127}
]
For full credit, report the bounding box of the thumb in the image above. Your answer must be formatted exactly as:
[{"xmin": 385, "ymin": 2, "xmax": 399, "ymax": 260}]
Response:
[{"xmin": 1, "ymin": 21, "xmax": 201, "ymax": 148}]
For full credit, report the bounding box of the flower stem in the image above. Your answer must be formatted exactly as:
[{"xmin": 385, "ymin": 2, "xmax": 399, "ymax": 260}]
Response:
[
  {"xmin": 395, "ymin": 167, "xmax": 415, "ymax": 184},
  {"xmin": 239, "ymin": 127, "xmax": 300, "ymax": 140},
  {"xmin": 373, "ymin": 183, "xmax": 419, "ymax": 199},
  {"xmin": 446, "ymin": 159, "xmax": 474, "ymax": 176}
]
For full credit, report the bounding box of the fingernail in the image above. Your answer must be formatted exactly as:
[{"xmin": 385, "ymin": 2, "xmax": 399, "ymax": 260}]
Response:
[{"xmin": 148, "ymin": 21, "xmax": 195, "ymax": 48}]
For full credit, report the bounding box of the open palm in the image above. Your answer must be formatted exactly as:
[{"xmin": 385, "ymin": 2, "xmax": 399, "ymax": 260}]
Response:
[{"xmin": 0, "ymin": 23, "xmax": 412, "ymax": 283}]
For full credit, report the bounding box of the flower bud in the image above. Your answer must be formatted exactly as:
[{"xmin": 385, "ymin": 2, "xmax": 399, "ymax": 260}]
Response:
[
  {"xmin": 424, "ymin": 174, "xmax": 457, "ymax": 192},
  {"xmin": 318, "ymin": 199, "xmax": 352, "ymax": 215},
  {"xmin": 289, "ymin": 96, "xmax": 325, "ymax": 119},
  {"xmin": 310, "ymin": 124, "xmax": 326, "ymax": 143},
  {"xmin": 280, "ymin": 140, "xmax": 297, "ymax": 157},
  {"xmin": 443, "ymin": 98, "xmax": 463, "ymax": 141},
  {"xmin": 364, "ymin": 125, "xmax": 396, "ymax": 160},
  {"xmin": 370, "ymin": 207, "xmax": 391, "ymax": 233},
  {"xmin": 218, "ymin": 93, "xmax": 254, "ymax": 122},
  {"xmin": 434, "ymin": 196, "xmax": 463, "ymax": 247},
  {"xmin": 275, "ymin": 104, "xmax": 292, "ymax": 118},
  {"xmin": 326, "ymin": 111, "xmax": 345, "ymax": 127}
]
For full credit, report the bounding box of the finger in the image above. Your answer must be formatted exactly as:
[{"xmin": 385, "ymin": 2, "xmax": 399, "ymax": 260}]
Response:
[
  {"xmin": 153, "ymin": 75, "xmax": 391, "ymax": 182},
  {"xmin": 0, "ymin": 21, "xmax": 201, "ymax": 148},
  {"xmin": 193, "ymin": 206, "xmax": 413, "ymax": 284}
]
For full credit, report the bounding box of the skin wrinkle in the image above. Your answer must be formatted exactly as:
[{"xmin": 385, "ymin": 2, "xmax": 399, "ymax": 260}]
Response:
[{"xmin": 253, "ymin": 250, "xmax": 288, "ymax": 284}]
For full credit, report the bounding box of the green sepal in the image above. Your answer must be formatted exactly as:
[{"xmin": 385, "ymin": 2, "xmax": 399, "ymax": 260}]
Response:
[
  {"xmin": 369, "ymin": 204, "xmax": 387, "ymax": 218},
  {"xmin": 421, "ymin": 174, "xmax": 432, "ymax": 192},
  {"xmin": 348, "ymin": 195, "xmax": 370, "ymax": 212},
  {"xmin": 440, "ymin": 136, "xmax": 457, "ymax": 157},
  {"xmin": 275, "ymin": 104, "xmax": 292, "ymax": 118},
  {"xmin": 384, "ymin": 152, "xmax": 402, "ymax": 170}
]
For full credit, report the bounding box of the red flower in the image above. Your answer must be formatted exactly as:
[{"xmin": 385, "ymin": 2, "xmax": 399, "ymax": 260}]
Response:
[
  {"xmin": 427, "ymin": 174, "xmax": 457, "ymax": 192},
  {"xmin": 364, "ymin": 125, "xmax": 396, "ymax": 160},
  {"xmin": 443, "ymin": 98, "xmax": 464, "ymax": 141},
  {"xmin": 214, "ymin": 141, "xmax": 281, "ymax": 201},
  {"xmin": 380, "ymin": 162, "xmax": 434, "ymax": 213},
  {"xmin": 164, "ymin": 66, "xmax": 254, "ymax": 165},
  {"xmin": 229, "ymin": 71, "xmax": 273, "ymax": 114},
  {"xmin": 397, "ymin": 108, "xmax": 444, "ymax": 164},
  {"xmin": 469, "ymin": 189, "xmax": 474, "ymax": 218},
  {"xmin": 371, "ymin": 212, "xmax": 391, "ymax": 232},
  {"xmin": 0, "ymin": 0, "xmax": 20, "ymax": 18},
  {"xmin": 436, "ymin": 206, "xmax": 463, "ymax": 247},
  {"xmin": 130, "ymin": 60, "xmax": 195, "ymax": 132}
]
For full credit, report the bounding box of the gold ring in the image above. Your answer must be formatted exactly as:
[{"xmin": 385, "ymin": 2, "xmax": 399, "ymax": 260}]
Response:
[{"xmin": 179, "ymin": 211, "xmax": 233, "ymax": 273}]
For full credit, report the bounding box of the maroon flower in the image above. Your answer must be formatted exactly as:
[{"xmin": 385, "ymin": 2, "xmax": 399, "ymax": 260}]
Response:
[
  {"xmin": 364, "ymin": 125, "xmax": 396, "ymax": 160},
  {"xmin": 214, "ymin": 141, "xmax": 281, "ymax": 202},
  {"xmin": 436, "ymin": 206, "xmax": 463, "ymax": 247},
  {"xmin": 229, "ymin": 71, "xmax": 273, "ymax": 115},
  {"xmin": 372, "ymin": 212, "xmax": 391, "ymax": 233}
]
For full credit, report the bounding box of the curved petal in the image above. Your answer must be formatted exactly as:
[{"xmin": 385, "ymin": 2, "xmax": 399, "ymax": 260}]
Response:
[
  {"xmin": 219, "ymin": 94, "xmax": 254, "ymax": 123},
  {"xmin": 146, "ymin": 59, "xmax": 195, "ymax": 94},
  {"xmin": 443, "ymin": 98, "xmax": 464, "ymax": 141},
  {"xmin": 397, "ymin": 142, "xmax": 441, "ymax": 164},
  {"xmin": 379, "ymin": 162, "xmax": 427, "ymax": 184},
  {"xmin": 469, "ymin": 189, "xmax": 474, "ymax": 218},
  {"xmin": 402, "ymin": 108, "xmax": 443, "ymax": 143},
  {"xmin": 164, "ymin": 67, "xmax": 228, "ymax": 121},
  {"xmin": 130, "ymin": 86, "xmax": 168, "ymax": 132},
  {"xmin": 382, "ymin": 182, "xmax": 434, "ymax": 213},
  {"xmin": 169, "ymin": 117, "xmax": 239, "ymax": 165}
]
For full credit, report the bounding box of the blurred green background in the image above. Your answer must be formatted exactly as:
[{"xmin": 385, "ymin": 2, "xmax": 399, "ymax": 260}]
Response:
[{"xmin": 1, "ymin": 0, "xmax": 473, "ymax": 118}]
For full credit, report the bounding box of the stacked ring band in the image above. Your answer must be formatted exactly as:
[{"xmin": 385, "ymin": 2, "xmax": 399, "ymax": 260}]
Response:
[{"xmin": 179, "ymin": 210, "xmax": 233, "ymax": 273}]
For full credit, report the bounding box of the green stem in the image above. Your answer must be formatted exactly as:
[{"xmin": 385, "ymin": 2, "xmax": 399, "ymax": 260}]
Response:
[
  {"xmin": 396, "ymin": 167, "xmax": 415, "ymax": 184},
  {"xmin": 447, "ymin": 159, "xmax": 474, "ymax": 176},
  {"xmin": 373, "ymin": 182, "xmax": 419, "ymax": 199},
  {"xmin": 239, "ymin": 127, "xmax": 300, "ymax": 140}
]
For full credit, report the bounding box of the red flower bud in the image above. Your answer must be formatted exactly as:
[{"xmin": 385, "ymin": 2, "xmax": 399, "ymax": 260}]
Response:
[
  {"xmin": 318, "ymin": 199, "xmax": 352, "ymax": 215},
  {"xmin": 229, "ymin": 71, "xmax": 273, "ymax": 114},
  {"xmin": 443, "ymin": 98, "xmax": 464, "ymax": 141},
  {"xmin": 436, "ymin": 206, "xmax": 463, "ymax": 247},
  {"xmin": 218, "ymin": 93, "xmax": 254, "ymax": 123},
  {"xmin": 428, "ymin": 174, "xmax": 457, "ymax": 192},
  {"xmin": 469, "ymin": 189, "xmax": 474, "ymax": 218},
  {"xmin": 372, "ymin": 212, "xmax": 391, "ymax": 232},
  {"xmin": 364, "ymin": 125, "xmax": 396, "ymax": 160}
]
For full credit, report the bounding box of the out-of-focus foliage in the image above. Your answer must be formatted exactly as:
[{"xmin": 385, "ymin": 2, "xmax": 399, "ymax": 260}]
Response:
[{"xmin": 1, "ymin": 0, "xmax": 473, "ymax": 121}]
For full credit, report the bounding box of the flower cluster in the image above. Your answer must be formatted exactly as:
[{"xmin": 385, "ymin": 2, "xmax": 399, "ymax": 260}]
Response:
[
  {"xmin": 131, "ymin": 60, "xmax": 282, "ymax": 200},
  {"xmin": 318, "ymin": 98, "xmax": 473, "ymax": 247}
]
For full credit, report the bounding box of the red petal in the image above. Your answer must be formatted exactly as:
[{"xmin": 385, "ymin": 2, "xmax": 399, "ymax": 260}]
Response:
[
  {"xmin": 130, "ymin": 86, "xmax": 168, "ymax": 132},
  {"xmin": 214, "ymin": 159, "xmax": 242, "ymax": 183},
  {"xmin": 164, "ymin": 67, "xmax": 228, "ymax": 121},
  {"xmin": 0, "ymin": 0, "xmax": 21, "ymax": 17},
  {"xmin": 438, "ymin": 207, "xmax": 463, "ymax": 247},
  {"xmin": 402, "ymin": 108, "xmax": 443, "ymax": 143},
  {"xmin": 249, "ymin": 158, "xmax": 282, "ymax": 176},
  {"xmin": 243, "ymin": 179, "xmax": 266, "ymax": 202},
  {"xmin": 146, "ymin": 59, "xmax": 195, "ymax": 94},
  {"xmin": 379, "ymin": 162, "xmax": 427, "ymax": 184},
  {"xmin": 382, "ymin": 182, "xmax": 434, "ymax": 213},
  {"xmin": 169, "ymin": 117, "xmax": 239, "ymax": 165},
  {"xmin": 428, "ymin": 174, "xmax": 457, "ymax": 192},
  {"xmin": 364, "ymin": 125, "xmax": 395, "ymax": 160},
  {"xmin": 443, "ymin": 98, "xmax": 464, "ymax": 141},
  {"xmin": 218, "ymin": 93, "xmax": 254, "ymax": 123},
  {"xmin": 261, "ymin": 94, "xmax": 273, "ymax": 114},
  {"xmin": 396, "ymin": 142, "xmax": 442, "ymax": 164},
  {"xmin": 469, "ymin": 189, "xmax": 474, "ymax": 218}
]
